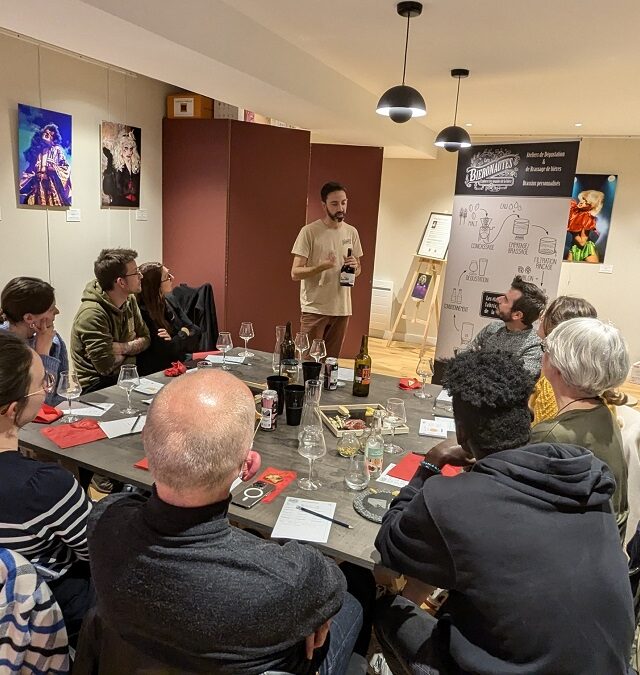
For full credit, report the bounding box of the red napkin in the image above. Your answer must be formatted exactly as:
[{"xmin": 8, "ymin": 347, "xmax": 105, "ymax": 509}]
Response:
[
  {"xmin": 192, "ymin": 351, "xmax": 222, "ymax": 360},
  {"xmin": 256, "ymin": 467, "xmax": 297, "ymax": 503},
  {"xmin": 134, "ymin": 457, "xmax": 149, "ymax": 470},
  {"xmin": 164, "ymin": 361, "xmax": 187, "ymax": 377},
  {"xmin": 41, "ymin": 419, "xmax": 107, "ymax": 449},
  {"xmin": 388, "ymin": 453, "xmax": 463, "ymax": 480},
  {"xmin": 33, "ymin": 404, "xmax": 64, "ymax": 424},
  {"xmin": 398, "ymin": 378, "xmax": 422, "ymax": 390}
]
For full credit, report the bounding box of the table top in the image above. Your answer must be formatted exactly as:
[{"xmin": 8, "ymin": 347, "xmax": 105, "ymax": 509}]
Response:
[{"xmin": 20, "ymin": 350, "xmax": 451, "ymax": 569}]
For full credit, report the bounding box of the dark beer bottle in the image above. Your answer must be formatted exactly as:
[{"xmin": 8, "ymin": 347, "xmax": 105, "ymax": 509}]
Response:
[
  {"xmin": 280, "ymin": 321, "xmax": 296, "ymax": 363},
  {"xmin": 339, "ymin": 248, "xmax": 356, "ymax": 287},
  {"xmin": 352, "ymin": 334, "xmax": 372, "ymax": 397}
]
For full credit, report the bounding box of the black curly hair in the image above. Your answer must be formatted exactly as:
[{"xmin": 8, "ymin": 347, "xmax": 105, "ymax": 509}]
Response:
[{"xmin": 442, "ymin": 350, "xmax": 535, "ymax": 453}]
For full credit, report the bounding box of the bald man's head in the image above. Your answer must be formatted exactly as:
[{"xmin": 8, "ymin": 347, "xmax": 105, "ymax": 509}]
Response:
[{"xmin": 144, "ymin": 370, "xmax": 255, "ymax": 492}]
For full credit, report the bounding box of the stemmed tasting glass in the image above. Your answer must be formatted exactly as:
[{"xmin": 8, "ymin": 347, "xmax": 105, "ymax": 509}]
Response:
[
  {"xmin": 56, "ymin": 371, "xmax": 82, "ymax": 423},
  {"xmin": 295, "ymin": 332, "xmax": 310, "ymax": 368},
  {"xmin": 298, "ymin": 426, "xmax": 326, "ymax": 490},
  {"xmin": 117, "ymin": 364, "xmax": 140, "ymax": 415},
  {"xmin": 216, "ymin": 332, "xmax": 233, "ymax": 370},
  {"xmin": 238, "ymin": 322, "xmax": 255, "ymax": 358},
  {"xmin": 384, "ymin": 397, "xmax": 406, "ymax": 454},
  {"xmin": 309, "ymin": 338, "xmax": 326, "ymax": 363},
  {"xmin": 415, "ymin": 355, "xmax": 434, "ymax": 399}
]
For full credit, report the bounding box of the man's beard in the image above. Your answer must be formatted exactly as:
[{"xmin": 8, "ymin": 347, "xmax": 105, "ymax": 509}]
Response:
[{"xmin": 329, "ymin": 210, "xmax": 345, "ymax": 222}]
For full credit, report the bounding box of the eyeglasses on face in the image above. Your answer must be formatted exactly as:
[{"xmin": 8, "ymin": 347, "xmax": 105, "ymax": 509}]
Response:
[
  {"xmin": 122, "ymin": 269, "xmax": 143, "ymax": 279},
  {"xmin": 161, "ymin": 271, "xmax": 174, "ymax": 283},
  {"xmin": 0, "ymin": 371, "xmax": 56, "ymax": 413}
]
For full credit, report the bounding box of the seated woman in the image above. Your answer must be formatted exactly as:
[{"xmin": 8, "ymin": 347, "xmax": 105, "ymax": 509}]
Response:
[
  {"xmin": 531, "ymin": 317, "xmax": 630, "ymax": 537},
  {"xmin": 136, "ymin": 263, "xmax": 201, "ymax": 375},
  {"xmin": 0, "ymin": 332, "xmax": 94, "ymax": 643},
  {"xmin": 0, "ymin": 277, "xmax": 68, "ymax": 406}
]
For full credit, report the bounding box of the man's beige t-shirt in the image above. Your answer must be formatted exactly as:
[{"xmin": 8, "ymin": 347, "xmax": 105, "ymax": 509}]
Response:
[{"xmin": 291, "ymin": 219, "xmax": 363, "ymax": 317}]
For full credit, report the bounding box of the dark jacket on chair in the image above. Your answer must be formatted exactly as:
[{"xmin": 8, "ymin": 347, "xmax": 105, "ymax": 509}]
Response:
[{"xmin": 168, "ymin": 283, "xmax": 218, "ymax": 351}]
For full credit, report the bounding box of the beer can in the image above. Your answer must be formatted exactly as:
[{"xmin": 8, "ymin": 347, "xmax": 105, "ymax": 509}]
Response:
[
  {"xmin": 324, "ymin": 357, "xmax": 339, "ymax": 390},
  {"xmin": 260, "ymin": 389, "xmax": 278, "ymax": 431}
]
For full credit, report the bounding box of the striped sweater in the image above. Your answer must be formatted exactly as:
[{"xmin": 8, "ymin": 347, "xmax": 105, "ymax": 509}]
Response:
[{"xmin": 0, "ymin": 451, "xmax": 91, "ymax": 580}]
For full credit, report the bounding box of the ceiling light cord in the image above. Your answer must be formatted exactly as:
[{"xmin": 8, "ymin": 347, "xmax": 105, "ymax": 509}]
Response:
[
  {"xmin": 453, "ymin": 75, "xmax": 461, "ymax": 125},
  {"xmin": 401, "ymin": 13, "xmax": 410, "ymax": 86}
]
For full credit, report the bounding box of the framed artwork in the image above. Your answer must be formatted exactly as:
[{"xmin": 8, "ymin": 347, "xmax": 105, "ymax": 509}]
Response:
[
  {"xmin": 18, "ymin": 104, "xmax": 72, "ymax": 207},
  {"xmin": 564, "ymin": 174, "xmax": 618, "ymax": 264},
  {"xmin": 411, "ymin": 273, "xmax": 432, "ymax": 301},
  {"xmin": 101, "ymin": 121, "xmax": 141, "ymax": 207},
  {"xmin": 417, "ymin": 212, "xmax": 452, "ymax": 260}
]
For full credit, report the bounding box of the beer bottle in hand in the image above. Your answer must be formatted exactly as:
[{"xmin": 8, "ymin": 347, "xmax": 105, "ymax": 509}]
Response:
[
  {"xmin": 352, "ymin": 334, "xmax": 371, "ymax": 397},
  {"xmin": 339, "ymin": 248, "xmax": 356, "ymax": 287}
]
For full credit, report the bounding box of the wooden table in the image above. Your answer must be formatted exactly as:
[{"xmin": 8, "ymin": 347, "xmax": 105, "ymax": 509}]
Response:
[{"xmin": 19, "ymin": 350, "xmax": 449, "ymax": 569}]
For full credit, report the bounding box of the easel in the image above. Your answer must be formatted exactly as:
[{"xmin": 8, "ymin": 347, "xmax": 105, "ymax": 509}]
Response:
[{"xmin": 386, "ymin": 255, "xmax": 446, "ymax": 349}]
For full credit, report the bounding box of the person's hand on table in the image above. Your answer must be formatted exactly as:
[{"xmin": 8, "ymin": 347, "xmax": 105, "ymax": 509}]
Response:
[
  {"xmin": 305, "ymin": 619, "xmax": 331, "ymax": 660},
  {"xmin": 31, "ymin": 318, "xmax": 55, "ymax": 356},
  {"xmin": 427, "ymin": 439, "xmax": 475, "ymax": 469},
  {"xmin": 240, "ymin": 450, "xmax": 261, "ymax": 482},
  {"xmin": 157, "ymin": 328, "xmax": 171, "ymax": 341}
]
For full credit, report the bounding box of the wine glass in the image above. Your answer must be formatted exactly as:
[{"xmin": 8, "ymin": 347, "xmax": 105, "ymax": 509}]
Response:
[
  {"xmin": 415, "ymin": 355, "xmax": 434, "ymax": 400},
  {"xmin": 238, "ymin": 322, "xmax": 255, "ymax": 358},
  {"xmin": 294, "ymin": 332, "xmax": 309, "ymax": 370},
  {"xmin": 298, "ymin": 426, "xmax": 326, "ymax": 490},
  {"xmin": 309, "ymin": 338, "xmax": 326, "ymax": 363},
  {"xmin": 117, "ymin": 364, "xmax": 140, "ymax": 415},
  {"xmin": 56, "ymin": 371, "xmax": 82, "ymax": 423},
  {"xmin": 384, "ymin": 397, "xmax": 406, "ymax": 454},
  {"xmin": 216, "ymin": 331, "xmax": 233, "ymax": 370}
]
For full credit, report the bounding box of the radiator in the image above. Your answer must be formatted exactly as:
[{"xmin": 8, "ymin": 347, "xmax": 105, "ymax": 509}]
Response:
[{"xmin": 369, "ymin": 279, "xmax": 394, "ymax": 333}]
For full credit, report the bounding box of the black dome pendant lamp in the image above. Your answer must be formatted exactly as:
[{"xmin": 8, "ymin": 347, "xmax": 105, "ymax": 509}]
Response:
[
  {"xmin": 435, "ymin": 69, "xmax": 471, "ymax": 152},
  {"xmin": 376, "ymin": 1, "xmax": 426, "ymax": 124}
]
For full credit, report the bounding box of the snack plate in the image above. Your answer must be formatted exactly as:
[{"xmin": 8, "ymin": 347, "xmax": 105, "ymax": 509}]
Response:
[{"xmin": 319, "ymin": 403, "xmax": 409, "ymax": 438}]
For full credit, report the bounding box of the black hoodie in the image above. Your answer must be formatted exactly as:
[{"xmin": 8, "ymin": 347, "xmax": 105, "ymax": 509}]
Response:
[{"xmin": 375, "ymin": 442, "xmax": 634, "ymax": 675}]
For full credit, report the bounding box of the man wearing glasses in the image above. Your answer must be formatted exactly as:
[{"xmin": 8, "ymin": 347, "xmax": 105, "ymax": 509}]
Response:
[{"xmin": 71, "ymin": 248, "xmax": 150, "ymax": 393}]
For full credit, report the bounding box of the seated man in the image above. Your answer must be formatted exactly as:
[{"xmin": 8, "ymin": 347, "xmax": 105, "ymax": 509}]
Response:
[
  {"xmin": 461, "ymin": 275, "xmax": 546, "ymax": 376},
  {"xmin": 374, "ymin": 350, "xmax": 634, "ymax": 675},
  {"xmin": 71, "ymin": 248, "xmax": 149, "ymax": 393},
  {"xmin": 87, "ymin": 370, "xmax": 362, "ymax": 674}
]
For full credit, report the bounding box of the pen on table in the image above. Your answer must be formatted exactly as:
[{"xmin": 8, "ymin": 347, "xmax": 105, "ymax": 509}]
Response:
[
  {"xmin": 296, "ymin": 506, "xmax": 353, "ymax": 529},
  {"xmin": 130, "ymin": 414, "xmax": 143, "ymax": 433},
  {"xmin": 78, "ymin": 399, "xmax": 107, "ymax": 412}
]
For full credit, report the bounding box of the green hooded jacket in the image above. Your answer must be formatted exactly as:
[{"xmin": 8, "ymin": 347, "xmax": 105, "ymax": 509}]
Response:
[{"xmin": 71, "ymin": 280, "xmax": 150, "ymax": 390}]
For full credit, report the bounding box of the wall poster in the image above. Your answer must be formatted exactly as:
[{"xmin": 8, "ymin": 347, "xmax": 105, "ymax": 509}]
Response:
[
  {"xmin": 433, "ymin": 140, "xmax": 580, "ymax": 381},
  {"xmin": 564, "ymin": 173, "xmax": 617, "ymax": 264},
  {"xmin": 101, "ymin": 121, "xmax": 141, "ymax": 207},
  {"xmin": 18, "ymin": 103, "xmax": 72, "ymax": 207}
]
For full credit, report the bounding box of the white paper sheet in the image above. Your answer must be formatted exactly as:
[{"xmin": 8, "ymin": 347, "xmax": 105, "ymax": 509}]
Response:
[
  {"xmin": 436, "ymin": 390, "xmax": 453, "ymax": 403},
  {"xmin": 271, "ymin": 497, "xmax": 336, "ymax": 543},
  {"xmin": 337, "ymin": 367, "xmax": 354, "ymax": 382},
  {"xmin": 434, "ymin": 416, "xmax": 456, "ymax": 433},
  {"xmin": 419, "ymin": 419, "xmax": 448, "ymax": 439},
  {"xmin": 98, "ymin": 415, "xmax": 147, "ymax": 439},
  {"xmin": 376, "ymin": 463, "xmax": 409, "ymax": 488},
  {"xmin": 56, "ymin": 401, "xmax": 113, "ymax": 418},
  {"xmin": 134, "ymin": 378, "xmax": 164, "ymax": 395},
  {"xmin": 205, "ymin": 354, "xmax": 246, "ymax": 365}
]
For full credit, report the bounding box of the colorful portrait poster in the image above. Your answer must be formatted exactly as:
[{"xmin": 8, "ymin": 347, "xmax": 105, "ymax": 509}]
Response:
[
  {"xmin": 100, "ymin": 121, "xmax": 141, "ymax": 207},
  {"xmin": 411, "ymin": 273, "xmax": 431, "ymax": 301},
  {"xmin": 564, "ymin": 174, "xmax": 618, "ymax": 264},
  {"xmin": 18, "ymin": 104, "xmax": 72, "ymax": 207}
]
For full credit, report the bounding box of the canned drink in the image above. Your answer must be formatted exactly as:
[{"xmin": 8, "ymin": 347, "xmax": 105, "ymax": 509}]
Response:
[
  {"xmin": 324, "ymin": 357, "xmax": 339, "ymax": 390},
  {"xmin": 260, "ymin": 389, "xmax": 278, "ymax": 431}
]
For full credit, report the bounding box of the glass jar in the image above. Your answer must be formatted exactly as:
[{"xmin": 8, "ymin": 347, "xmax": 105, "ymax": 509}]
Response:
[{"xmin": 337, "ymin": 431, "xmax": 360, "ymax": 458}]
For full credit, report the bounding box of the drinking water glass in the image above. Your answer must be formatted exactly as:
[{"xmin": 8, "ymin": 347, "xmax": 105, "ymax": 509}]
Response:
[
  {"xmin": 117, "ymin": 364, "xmax": 140, "ymax": 415},
  {"xmin": 216, "ymin": 332, "xmax": 233, "ymax": 371},
  {"xmin": 239, "ymin": 322, "xmax": 255, "ymax": 358},
  {"xmin": 344, "ymin": 454, "xmax": 370, "ymax": 490},
  {"xmin": 56, "ymin": 371, "xmax": 82, "ymax": 423}
]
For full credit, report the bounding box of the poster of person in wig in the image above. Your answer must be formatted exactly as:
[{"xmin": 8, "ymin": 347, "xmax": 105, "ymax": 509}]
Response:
[{"xmin": 101, "ymin": 121, "xmax": 141, "ymax": 207}]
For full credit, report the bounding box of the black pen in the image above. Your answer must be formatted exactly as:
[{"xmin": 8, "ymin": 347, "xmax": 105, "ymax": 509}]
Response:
[
  {"xmin": 296, "ymin": 506, "xmax": 353, "ymax": 529},
  {"xmin": 130, "ymin": 414, "xmax": 143, "ymax": 433},
  {"xmin": 79, "ymin": 399, "xmax": 107, "ymax": 412}
]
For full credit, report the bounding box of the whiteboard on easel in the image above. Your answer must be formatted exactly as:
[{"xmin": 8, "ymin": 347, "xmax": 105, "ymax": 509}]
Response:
[{"xmin": 417, "ymin": 212, "xmax": 452, "ymax": 260}]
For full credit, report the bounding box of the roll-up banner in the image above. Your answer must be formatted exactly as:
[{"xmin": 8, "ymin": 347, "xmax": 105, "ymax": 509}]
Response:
[{"xmin": 433, "ymin": 140, "xmax": 580, "ymax": 383}]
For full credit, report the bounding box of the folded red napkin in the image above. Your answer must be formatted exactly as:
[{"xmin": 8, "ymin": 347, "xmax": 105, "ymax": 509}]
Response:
[
  {"xmin": 256, "ymin": 467, "xmax": 297, "ymax": 503},
  {"xmin": 388, "ymin": 453, "xmax": 463, "ymax": 480},
  {"xmin": 192, "ymin": 351, "xmax": 222, "ymax": 360},
  {"xmin": 41, "ymin": 419, "xmax": 107, "ymax": 449},
  {"xmin": 134, "ymin": 457, "xmax": 149, "ymax": 470},
  {"xmin": 33, "ymin": 404, "xmax": 64, "ymax": 424},
  {"xmin": 164, "ymin": 361, "xmax": 187, "ymax": 377},
  {"xmin": 398, "ymin": 378, "xmax": 422, "ymax": 390}
]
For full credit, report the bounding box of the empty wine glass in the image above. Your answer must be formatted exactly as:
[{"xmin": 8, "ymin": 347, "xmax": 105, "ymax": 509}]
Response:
[
  {"xmin": 415, "ymin": 355, "xmax": 434, "ymax": 400},
  {"xmin": 117, "ymin": 364, "xmax": 140, "ymax": 415},
  {"xmin": 238, "ymin": 322, "xmax": 255, "ymax": 358},
  {"xmin": 216, "ymin": 331, "xmax": 233, "ymax": 370},
  {"xmin": 298, "ymin": 426, "xmax": 326, "ymax": 490},
  {"xmin": 294, "ymin": 332, "xmax": 309, "ymax": 369},
  {"xmin": 309, "ymin": 338, "xmax": 326, "ymax": 363},
  {"xmin": 384, "ymin": 397, "xmax": 406, "ymax": 454},
  {"xmin": 56, "ymin": 371, "xmax": 82, "ymax": 423}
]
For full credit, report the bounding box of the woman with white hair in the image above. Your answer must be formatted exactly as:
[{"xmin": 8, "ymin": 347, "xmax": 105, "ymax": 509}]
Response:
[{"xmin": 531, "ymin": 317, "xmax": 629, "ymax": 537}]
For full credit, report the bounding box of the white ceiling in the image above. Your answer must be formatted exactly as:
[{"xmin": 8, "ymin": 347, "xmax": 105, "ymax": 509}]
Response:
[{"xmin": 2, "ymin": 0, "xmax": 640, "ymax": 158}]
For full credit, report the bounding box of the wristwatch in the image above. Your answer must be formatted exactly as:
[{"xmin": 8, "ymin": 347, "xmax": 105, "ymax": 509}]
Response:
[{"xmin": 419, "ymin": 459, "xmax": 441, "ymax": 475}]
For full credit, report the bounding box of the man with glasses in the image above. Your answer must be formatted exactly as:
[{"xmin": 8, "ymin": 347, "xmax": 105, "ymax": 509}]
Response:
[{"xmin": 71, "ymin": 248, "xmax": 149, "ymax": 393}]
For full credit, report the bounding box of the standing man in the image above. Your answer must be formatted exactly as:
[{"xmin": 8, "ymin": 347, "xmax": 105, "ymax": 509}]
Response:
[
  {"xmin": 291, "ymin": 181, "xmax": 363, "ymax": 358},
  {"xmin": 71, "ymin": 248, "xmax": 150, "ymax": 393}
]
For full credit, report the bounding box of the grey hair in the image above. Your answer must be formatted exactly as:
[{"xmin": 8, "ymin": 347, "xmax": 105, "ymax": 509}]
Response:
[
  {"xmin": 143, "ymin": 375, "xmax": 255, "ymax": 491},
  {"xmin": 545, "ymin": 317, "xmax": 630, "ymax": 396}
]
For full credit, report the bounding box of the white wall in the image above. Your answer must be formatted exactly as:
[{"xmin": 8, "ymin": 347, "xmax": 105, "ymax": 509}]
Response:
[
  {"xmin": 0, "ymin": 34, "xmax": 171, "ymax": 346},
  {"xmin": 377, "ymin": 139, "xmax": 640, "ymax": 362}
]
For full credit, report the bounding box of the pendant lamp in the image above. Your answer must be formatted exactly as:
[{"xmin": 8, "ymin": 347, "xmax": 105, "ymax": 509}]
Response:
[
  {"xmin": 376, "ymin": 2, "xmax": 426, "ymax": 124},
  {"xmin": 435, "ymin": 69, "xmax": 471, "ymax": 152}
]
